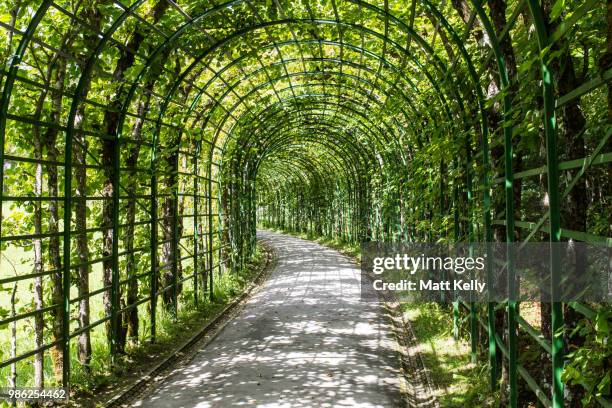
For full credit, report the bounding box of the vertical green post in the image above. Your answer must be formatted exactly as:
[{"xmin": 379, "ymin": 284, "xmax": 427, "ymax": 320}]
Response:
[
  {"xmin": 465, "ymin": 137, "xmax": 477, "ymax": 363},
  {"xmin": 439, "ymin": 159, "xmax": 445, "ymax": 303},
  {"xmin": 217, "ymin": 178, "xmax": 223, "ymax": 279},
  {"xmin": 208, "ymin": 177, "xmax": 214, "ymax": 302},
  {"xmin": 526, "ymin": 1, "xmax": 563, "ymax": 405},
  {"xmin": 481, "ymin": 120, "xmax": 497, "ymax": 389},
  {"xmin": 193, "ymin": 145, "xmax": 200, "ymax": 306},
  {"xmin": 62, "ymin": 160, "xmax": 72, "ymax": 389},
  {"xmin": 503, "ymin": 63, "xmax": 518, "ymax": 408},
  {"xmin": 172, "ymin": 161, "xmax": 179, "ymax": 318},
  {"xmin": 150, "ymin": 156, "xmax": 158, "ymax": 342},
  {"xmin": 452, "ymin": 162, "xmax": 460, "ymax": 340},
  {"xmin": 468, "ymin": 1, "xmax": 516, "ymax": 402},
  {"xmin": 110, "ymin": 124, "xmax": 121, "ymax": 359}
]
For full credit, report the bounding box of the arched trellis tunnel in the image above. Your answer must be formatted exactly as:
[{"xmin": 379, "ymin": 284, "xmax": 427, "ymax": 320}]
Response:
[{"xmin": 0, "ymin": 0, "xmax": 610, "ymax": 406}]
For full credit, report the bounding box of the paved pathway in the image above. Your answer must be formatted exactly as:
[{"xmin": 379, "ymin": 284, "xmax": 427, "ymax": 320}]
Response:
[{"xmin": 135, "ymin": 230, "xmax": 405, "ymax": 407}]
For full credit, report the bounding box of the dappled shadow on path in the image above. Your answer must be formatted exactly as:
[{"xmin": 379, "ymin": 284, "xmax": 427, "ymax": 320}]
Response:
[{"xmin": 133, "ymin": 231, "xmax": 404, "ymax": 408}]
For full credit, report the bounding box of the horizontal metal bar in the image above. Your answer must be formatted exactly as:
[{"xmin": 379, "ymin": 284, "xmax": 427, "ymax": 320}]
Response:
[
  {"xmin": 0, "ymin": 268, "xmax": 57, "ymax": 285},
  {"xmin": 69, "ymin": 285, "xmax": 109, "ymax": 305},
  {"xmin": 69, "ymin": 315, "xmax": 111, "ymax": 339},
  {"xmin": 0, "ymin": 303, "xmax": 59, "ymax": 326},
  {"xmin": 1, "ymin": 220, "xmax": 153, "ymax": 243},
  {"xmin": 556, "ymin": 67, "xmax": 612, "ymax": 108},
  {"xmin": 491, "ymin": 220, "xmax": 612, "ymax": 245},
  {"xmin": 0, "ymin": 339, "xmax": 62, "ymax": 369},
  {"xmin": 492, "ymin": 152, "xmax": 612, "ymax": 183},
  {"xmin": 178, "ymin": 273, "xmax": 195, "ymax": 284},
  {"xmin": 69, "ymin": 255, "xmax": 111, "ymax": 270},
  {"xmin": 117, "ymin": 245, "xmax": 149, "ymax": 258}
]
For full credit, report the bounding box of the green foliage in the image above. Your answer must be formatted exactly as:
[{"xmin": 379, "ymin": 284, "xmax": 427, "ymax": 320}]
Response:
[
  {"xmin": 562, "ymin": 309, "xmax": 612, "ymax": 405},
  {"xmin": 0, "ymin": 0, "xmax": 609, "ymax": 405}
]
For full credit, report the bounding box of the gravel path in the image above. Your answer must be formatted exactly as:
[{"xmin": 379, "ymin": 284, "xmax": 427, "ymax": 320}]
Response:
[{"xmin": 134, "ymin": 230, "xmax": 406, "ymax": 407}]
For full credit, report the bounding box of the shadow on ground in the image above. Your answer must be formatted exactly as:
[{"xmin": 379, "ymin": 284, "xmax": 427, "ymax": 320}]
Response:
[{"xmin": 133, "ymin": 231, "xmax": 404, "ymax": 408}]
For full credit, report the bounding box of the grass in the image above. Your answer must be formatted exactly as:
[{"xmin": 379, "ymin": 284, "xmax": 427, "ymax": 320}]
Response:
[{"xmin": 401, "ymin": 302, "xmax": 499, "ymax": 407}]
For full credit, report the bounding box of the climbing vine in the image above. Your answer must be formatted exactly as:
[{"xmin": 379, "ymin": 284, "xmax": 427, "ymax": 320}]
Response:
[{"xmin": 0, "ymin": 0, "xmax": 610, "ymax": 406}]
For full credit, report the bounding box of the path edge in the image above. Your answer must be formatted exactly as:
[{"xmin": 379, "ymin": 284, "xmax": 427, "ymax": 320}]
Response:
[{"xmin": 103, "ymin": 240, "xmax": 277, "ymax": 408}]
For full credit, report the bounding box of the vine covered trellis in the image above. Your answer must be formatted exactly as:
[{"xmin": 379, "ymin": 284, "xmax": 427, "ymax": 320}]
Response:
[{"xmin": 0, "ymin": 0, "xmax": 610, "ymax": 406}]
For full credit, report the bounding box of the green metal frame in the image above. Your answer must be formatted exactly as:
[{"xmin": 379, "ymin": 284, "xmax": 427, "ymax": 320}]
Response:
[{"xmin": 0, "ymin": 2, "xmax": 609, "ymax": 407}]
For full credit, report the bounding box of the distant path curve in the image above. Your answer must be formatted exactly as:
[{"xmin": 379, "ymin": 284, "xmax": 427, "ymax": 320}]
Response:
[{"xmin": 135, "ymin": 230, "xmax": 414, "ymax": 407}]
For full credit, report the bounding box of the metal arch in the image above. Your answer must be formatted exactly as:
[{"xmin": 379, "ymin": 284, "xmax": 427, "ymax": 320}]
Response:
[
  {"xmin": 219, "ymin": 89, "xmax": 408, "ymax": 162},
  {"xmin": 209, "ymin": 78, "xmax": 428, "ymax": 161},
  {"xmin": 217, "ymin": 88, "xmax": 411, "ymax": 151},
  {"xmin": 191, "ymin": 44, "xmax": 478, "ymax": 196},
  {"xmin": 255, "ymin": 152, "xmax": 355, "ymax": 218},
  {"xmin": 122, "ymin": 2, "xmax": 486, "ymax": 207},
  {"xmin": 187, "ymin": 48, "xmax": 428, "ymax": 135},
  {"xmin": 259, "ymin": 151, "xmax": 357, "ymax": 205},
  {"xmin": 218, "ymin": 94, "xmax": 400, "ymax": 196},
  {"xmin": 222, "ymin": 108, "xmax": 385, "ymax": 205},
  {"xmin": 255, "ymin": 156, "xmax": 349, "ymax": 235},
  {"xmin": 145, "ymin": 15, "xmax": 473, "ymax": 166},
  {"xmin": 0, "ymin": 0, "xmax": 54, "ymax": 243},
  {"xmin": 153, "ymin": 17, "xmax": 462, "ymax": 172},
  {"xmin": 241, "ymin": 110, "xmax": 381, "ymax": 164},
  {"xmin": 4, "ymin": 0, "xmax": 488, "ymax": 179},
  {"xmin": 207, "ymin": 57, "xmax": 428, "ymax": 138},
  {"xmin": 233, "ymin": 112, "xmax": 382, "ymax": 175},
  {"xmin": 251, "ymin": 126, "xmax": 374, "ymax": 184},
  {"xmin": 262, "ymin": 147, "xmax": 356, "ymax": 188},
  {"xmin": 229, "ymin": 121, "xmax": 374, "ymax": 201},
  {"xmin": 218, "ymin": 95, "xmax": 416, "ymax": 167},
  {"xmin": 227, "ymin": 142, "xmax": 356, "ymax": 258},
  {"xmin": 252, "ymin": 131, "xmax": 373, "ymax": 211},
  {"xmin": 205, "ymin": 84, "xmax": 411, "ymax": 182},
  {"xmin": 147, "ymin": 15, "xmax": 457, "ymax": 134},
  {"xmin": 182, "ymin": 90, "xmax": 388, "ymax": 184},
  {"xmin": 158, "ymin": 35, "xmax": 446, "ymax": 135}
]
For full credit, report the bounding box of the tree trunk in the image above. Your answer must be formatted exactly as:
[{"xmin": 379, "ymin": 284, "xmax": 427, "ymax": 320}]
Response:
[
  {"xmin": 100, "ymin": 50, "xmax": 141, "ymax": 357},
  {"xmin": 33, "ymin": 98, "xmax": 46, "ymax": 389},
  {"xmin": 123, "ymin": 86, "xmax": 153, "ymax": 343},
  {"xmin": 10, "ymin": 280, "xmax": 17, "ymax": 389},
  {"xmin": 45, "ymin": 56, "xmax": 67, "ymax": 382},
  {"xmin": 31, "ymin": 50, "xmax": 54, "ymax": 387},
  {"xmin": 72, "ymin": 1, "xmax": 105, "ymax": 365},
  {"xmin": 73, "ymin": 106, "xmax": 93, "ymax": 367},
  {"xmin": 100, "ymin": 0, "xmax": 169, "ymax": 349},
  {"xmin": 122, "ymin": 35, "xmax": 171, "ymax": 336},
  {"xmin": 161, "ymin": 151, "xmax": 178, "ymax": 311}
]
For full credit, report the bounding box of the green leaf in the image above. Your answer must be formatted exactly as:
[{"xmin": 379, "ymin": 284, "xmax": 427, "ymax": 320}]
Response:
[{"xmin": 550, "ymin": 0, "xmax": 565, "ymax": 21}]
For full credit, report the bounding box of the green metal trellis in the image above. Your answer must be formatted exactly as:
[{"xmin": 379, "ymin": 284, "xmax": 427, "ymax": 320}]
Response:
[{"xmin": 0, "ymin": 1, "xmax": 609, "ymax": 407}]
